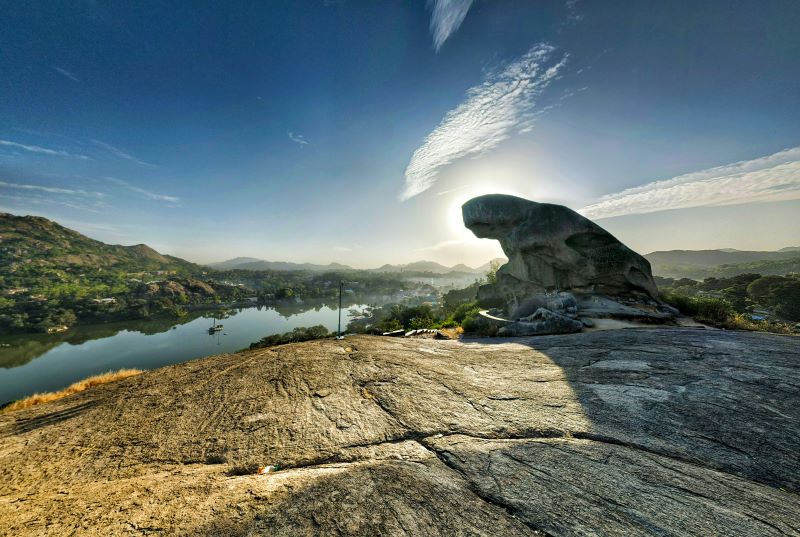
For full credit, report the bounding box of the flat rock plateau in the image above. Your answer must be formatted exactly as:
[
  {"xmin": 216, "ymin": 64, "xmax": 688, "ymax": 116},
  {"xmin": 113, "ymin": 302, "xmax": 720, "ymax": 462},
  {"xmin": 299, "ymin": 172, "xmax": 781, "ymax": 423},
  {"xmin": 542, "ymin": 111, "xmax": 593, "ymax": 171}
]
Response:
[{"xmin": 1, "ymin": 328, "xmax": 799, "ymax": 536}]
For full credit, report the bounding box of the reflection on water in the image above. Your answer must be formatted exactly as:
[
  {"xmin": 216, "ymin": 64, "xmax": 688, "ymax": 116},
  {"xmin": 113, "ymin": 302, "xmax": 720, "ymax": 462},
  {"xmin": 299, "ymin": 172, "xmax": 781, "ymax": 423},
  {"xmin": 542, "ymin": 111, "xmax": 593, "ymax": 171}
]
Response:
[{"xmin": 0, "ymin": 302, "xmax": 368, "ymax": 404}]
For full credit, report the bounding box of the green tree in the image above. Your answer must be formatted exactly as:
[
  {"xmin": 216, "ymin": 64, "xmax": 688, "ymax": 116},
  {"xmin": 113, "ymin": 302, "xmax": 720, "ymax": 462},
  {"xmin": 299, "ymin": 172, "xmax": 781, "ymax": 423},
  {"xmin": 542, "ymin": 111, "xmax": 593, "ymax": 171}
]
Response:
[{"xmin": 486, "ymin": 260, "xmax": 501, "ymax": 285}]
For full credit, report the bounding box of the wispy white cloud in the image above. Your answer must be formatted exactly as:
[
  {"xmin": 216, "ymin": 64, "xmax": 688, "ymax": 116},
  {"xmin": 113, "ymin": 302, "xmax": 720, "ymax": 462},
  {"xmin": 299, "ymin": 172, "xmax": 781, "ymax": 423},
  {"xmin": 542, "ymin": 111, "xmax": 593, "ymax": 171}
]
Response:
[
  {"xmin": 564, "ymin": 0, "xmax": 583, "ymax": 24},
  {"xmin": 3, "ymin": 194, "xmax": 106, "ymax": 213},
  {"xmin": 428, "ymin": 0, "xmax": 474, "ymax": 51},
  {"xmin": 0, "ymin": 181, "xmax": 82, "ymax": 195},
  {"xmin": 334, "ymin": 243, "xmax": 362, "ymax": 252},
  {"xmin": 416, "ymin": 239, "xmax": 464, "ymax": 251},
  {"xmin": 288, "ymin": 132, "xmax": 309, "ymax": 146},
  {"xmin": 53, "ymin": 66, "xmax": 80, "ymax": 82},
  {"xmin": 579, "ymin": 147, "xmax": 800, "ymax": 220},
  {"xmin": 559, "ymin": 85, "xmax": 588, "ymax": 101},
  {"xmin": 0, "ymin": 178, "xmax": 109, "ymax": 215},
  {"xmin": 435, "ymin": 184, "xmax": 471, "ymax": 196},
  {"xmin": 92, "ymin": 139, "xmax": 157, "ymax": 167},
  {"xmin": 0, "ymin": 180, "xmax": 104, "ymax": 198},
  {"xmin": 0, "ymin": 139, "xmax": 90, "ymax": 160},
  {"xmin": 106, "ymin": 177, "xmax": 181, "ymax": 205},
  {"xmin": 401, "ymin": 44, "xmax": 567, "ymax": 200}
]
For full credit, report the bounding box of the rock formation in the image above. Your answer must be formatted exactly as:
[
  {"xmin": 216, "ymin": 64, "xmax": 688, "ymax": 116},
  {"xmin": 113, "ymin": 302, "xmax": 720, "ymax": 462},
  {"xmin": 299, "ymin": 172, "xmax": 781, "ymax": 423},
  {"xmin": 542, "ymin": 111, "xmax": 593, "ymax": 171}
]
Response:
[
  {"xmin": 462, "ymin": 194, "xmax": 664, "ymax": 321},
  {"xmin": 1, "ymin": 331, "xmax": 798, "ymax": 535}
]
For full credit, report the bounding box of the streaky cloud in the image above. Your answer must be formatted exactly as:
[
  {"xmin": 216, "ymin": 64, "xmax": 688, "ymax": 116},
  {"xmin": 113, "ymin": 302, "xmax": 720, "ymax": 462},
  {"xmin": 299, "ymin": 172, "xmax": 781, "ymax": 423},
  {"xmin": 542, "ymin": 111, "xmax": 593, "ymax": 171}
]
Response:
[
  {"xmin": 0, "ymin": 139, "xmax": 90, "ymax": 160},
  {"xmin": 0, "ymin": 180, "xmax": 104, "ymax": 198},
  {"xmin": 401, "ymin": 44, "xmax": 567, "ymax": 200},
  {"xmin": 53, "ymin": 66, "xmax": 80, "ymax": 82},
  {"xmin": 288, "ymin": 132, "xmax": 309, "ymax": 146},
  {"xmin": 428, "ymin": 0, "xmax": 474, "ymax": 51},
  {"xmin": 92, "ymin": 139, "xmax": 157, "ymax": 167},
  {"xmin": 0, "ymin": 192, "xmax": 108, "ymax": 213},
  {"xmin": 579, "ymin": 146, "xmax": 800, "ymax": 219},
  {"xmin": 416, "ymin": 239, "xmax": 464, "ymax": 251},
  {"xmin": 106, "ymin": 177, "xmax": 181, "ymax": 205}
]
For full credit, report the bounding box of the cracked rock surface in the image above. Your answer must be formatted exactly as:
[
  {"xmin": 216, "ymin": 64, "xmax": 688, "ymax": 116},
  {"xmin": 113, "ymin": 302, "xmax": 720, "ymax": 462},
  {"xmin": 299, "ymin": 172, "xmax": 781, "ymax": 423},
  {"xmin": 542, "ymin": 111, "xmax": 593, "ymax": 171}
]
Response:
[{"xmin": 1, "ymin": 328, "xmax": 798, "ymax": 535}]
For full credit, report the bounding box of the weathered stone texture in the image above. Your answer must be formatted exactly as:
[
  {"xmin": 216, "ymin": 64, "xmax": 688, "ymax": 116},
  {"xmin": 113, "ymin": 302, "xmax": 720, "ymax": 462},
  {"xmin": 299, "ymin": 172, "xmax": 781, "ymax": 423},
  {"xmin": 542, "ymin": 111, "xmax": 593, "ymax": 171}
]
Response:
[
  {"xmin": 0, "ymin": 329, "xmax": 798, "ymax": 535},
  {"xmin": 462, "ymin": 194, "xmax": 659, "ymax": 314}
]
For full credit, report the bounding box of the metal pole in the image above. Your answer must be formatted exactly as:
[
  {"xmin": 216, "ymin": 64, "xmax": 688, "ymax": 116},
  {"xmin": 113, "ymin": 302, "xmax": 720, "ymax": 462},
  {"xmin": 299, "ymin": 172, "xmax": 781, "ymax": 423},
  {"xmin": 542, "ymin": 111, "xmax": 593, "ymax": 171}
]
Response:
[{"xmin": 337, "ymin": 280, "xmax": 343, "ymax": 339}]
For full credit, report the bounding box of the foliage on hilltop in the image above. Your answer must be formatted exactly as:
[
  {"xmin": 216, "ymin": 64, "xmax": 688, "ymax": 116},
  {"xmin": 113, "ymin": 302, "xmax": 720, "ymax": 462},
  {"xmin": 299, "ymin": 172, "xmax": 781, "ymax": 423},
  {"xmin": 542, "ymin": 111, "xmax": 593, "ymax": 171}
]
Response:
[
  {"xmin": 0, "ymin": 213, "xmax": 199, "ymax": 273},
  {"xmin": 0, "ymin": 213, "xmax": 251, "ymax": 333}
]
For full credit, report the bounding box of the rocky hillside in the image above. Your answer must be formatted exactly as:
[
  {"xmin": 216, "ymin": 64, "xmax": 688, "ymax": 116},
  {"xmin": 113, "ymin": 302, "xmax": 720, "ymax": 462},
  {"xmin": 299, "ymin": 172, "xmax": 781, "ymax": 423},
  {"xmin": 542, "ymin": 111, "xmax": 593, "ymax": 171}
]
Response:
[
  {"xmin": 0, "ymin": 328, "xmax": 798, "ymax": 535},
  {"xmin": 0, "ymin": 213, "xmax": 199, "ymax": 273}
]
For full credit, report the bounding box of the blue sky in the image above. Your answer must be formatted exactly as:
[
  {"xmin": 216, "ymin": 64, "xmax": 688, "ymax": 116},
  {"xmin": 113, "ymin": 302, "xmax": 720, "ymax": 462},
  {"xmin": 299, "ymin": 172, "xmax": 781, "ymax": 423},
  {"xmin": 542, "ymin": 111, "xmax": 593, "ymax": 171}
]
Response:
[{"xmin": 1, "ymin": 0, "xmax": 798, "ymax": 267}]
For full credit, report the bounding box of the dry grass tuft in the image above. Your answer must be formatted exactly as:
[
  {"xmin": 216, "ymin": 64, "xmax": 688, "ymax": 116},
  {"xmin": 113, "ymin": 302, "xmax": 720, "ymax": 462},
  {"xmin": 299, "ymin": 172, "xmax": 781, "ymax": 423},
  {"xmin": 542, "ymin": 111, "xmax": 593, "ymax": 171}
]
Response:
[{"xmin": 2, "ymin": 369, "xmax": 143, "ymax": 413}]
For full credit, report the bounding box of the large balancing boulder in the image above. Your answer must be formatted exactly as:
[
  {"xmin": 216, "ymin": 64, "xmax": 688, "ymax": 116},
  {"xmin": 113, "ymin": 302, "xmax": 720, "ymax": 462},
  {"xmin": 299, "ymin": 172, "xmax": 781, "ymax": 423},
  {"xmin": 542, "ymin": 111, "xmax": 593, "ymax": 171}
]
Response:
[{"xmin": 462, "ymin": 194, "xmax": 659, "ymax": 315}]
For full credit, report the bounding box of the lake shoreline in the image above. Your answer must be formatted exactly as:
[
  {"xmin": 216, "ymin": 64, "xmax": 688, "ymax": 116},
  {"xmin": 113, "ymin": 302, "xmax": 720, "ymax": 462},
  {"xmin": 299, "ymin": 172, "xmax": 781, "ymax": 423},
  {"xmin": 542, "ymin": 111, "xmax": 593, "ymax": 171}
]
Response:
[{"xmin": 0, "ymin": 303, "xmax": 370, "ymax": 404}]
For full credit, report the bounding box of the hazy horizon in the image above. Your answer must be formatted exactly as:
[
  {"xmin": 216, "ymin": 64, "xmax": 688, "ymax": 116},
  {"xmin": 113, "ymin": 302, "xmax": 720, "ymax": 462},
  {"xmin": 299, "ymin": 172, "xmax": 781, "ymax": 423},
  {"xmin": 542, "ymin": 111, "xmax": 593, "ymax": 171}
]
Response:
[{"xmin": 2, "ymin": 1, "xmax": 798, "ymax": 267}]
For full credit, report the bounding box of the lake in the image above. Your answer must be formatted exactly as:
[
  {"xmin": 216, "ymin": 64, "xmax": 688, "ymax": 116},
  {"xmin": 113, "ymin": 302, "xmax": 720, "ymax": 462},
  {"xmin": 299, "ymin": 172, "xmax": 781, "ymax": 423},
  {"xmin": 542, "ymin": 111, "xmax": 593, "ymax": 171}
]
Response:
[{"xmin": 0, "ymin": 303, "xmax": 369, "ymax": 404}]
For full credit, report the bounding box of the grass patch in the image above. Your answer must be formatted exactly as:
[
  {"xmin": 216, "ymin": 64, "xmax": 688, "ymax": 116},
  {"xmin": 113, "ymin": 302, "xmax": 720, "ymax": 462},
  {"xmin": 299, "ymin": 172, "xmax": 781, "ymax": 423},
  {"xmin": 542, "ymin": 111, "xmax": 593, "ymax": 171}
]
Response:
[
  {"xmin": 716, "ymin": 313, "xmax": 794, "ymax": 335},
  {"xmin": 1, "ymin": 368, "xmax": 142, "ymax": 413}
]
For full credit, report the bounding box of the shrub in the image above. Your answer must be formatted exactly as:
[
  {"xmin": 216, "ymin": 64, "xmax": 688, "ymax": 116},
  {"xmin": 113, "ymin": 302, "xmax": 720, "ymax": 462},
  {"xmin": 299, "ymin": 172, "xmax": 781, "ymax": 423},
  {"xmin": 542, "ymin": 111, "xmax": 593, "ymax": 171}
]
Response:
[
  {"xmin": 248, "ymin": 325, "xmax": 331, "ymax": 349},
  {"xmin": 375, "ymin": 318, "xmax": 403, "ymax": 332},
  {"xmin": 450, "ymin": 301, "xmax": 481, "ymax": 324},
  {"xmin": 461, "ymin": 313, "xmax": 499, "ymax": 336},
  {"xmin": 486, "ymin": 260, "xmax": 501, "ymax": 285},
  {"xmin": 408, "ymin": 316, "xmax": 436, "ymax": 329},
  {"xmin": 662, "ymin": 291, "xmax": 736, "ymax": 324},
  {"xmin": 692, "ymin": 297, "xmax": 734, "ymax": 324}
]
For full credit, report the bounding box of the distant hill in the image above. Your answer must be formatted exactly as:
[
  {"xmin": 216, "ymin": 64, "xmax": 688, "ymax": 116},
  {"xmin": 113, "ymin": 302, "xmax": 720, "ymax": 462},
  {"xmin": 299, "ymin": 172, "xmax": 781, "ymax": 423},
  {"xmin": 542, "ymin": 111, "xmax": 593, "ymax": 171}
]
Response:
[
  {"xmin": 372, "ymin": 260, "xmax": 459, "ymax": 274},
  {"xmin": 0, "ymin": 213, "xmax": 199, "ymax": 273},
  {"xmin": 706, "ymin": 257, "xmax": 800, "ymax": 279},
  {"xmin": 208, "ymin": 257, "xmax": 264, "ymax": 269},
  {"xmin": 645, "ymin": 247, "xmax": 800, "ymax": 279},
  {"xmin": 209, "ymin": 258, "xmax": 354, "ymax": 272},
  {"xmin": 211, "ymin": 257, "xmax": 508, "ymax": 275},
  {"xmin": 474, "ymin": 258, "xmax": 508, "ymax": 274}
]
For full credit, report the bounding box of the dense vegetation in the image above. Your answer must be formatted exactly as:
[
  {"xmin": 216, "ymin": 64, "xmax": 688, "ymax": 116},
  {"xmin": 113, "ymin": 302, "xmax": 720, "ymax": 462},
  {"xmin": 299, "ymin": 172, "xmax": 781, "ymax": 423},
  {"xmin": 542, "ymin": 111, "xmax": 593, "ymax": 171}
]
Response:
[
  {"xmin": 344, "ymin": 281, "xmax": 483, "ymax": 333},
  {"xmin": 247, "ymin": 325, "xmax": 332, "ymax": 349},
  {"xmin": 657, "ymin": 272, "xmax": 800, "ymax": 332},
  {"xmin": 0, "ymin": 214, "xmax": 236, "ymax": 333}
]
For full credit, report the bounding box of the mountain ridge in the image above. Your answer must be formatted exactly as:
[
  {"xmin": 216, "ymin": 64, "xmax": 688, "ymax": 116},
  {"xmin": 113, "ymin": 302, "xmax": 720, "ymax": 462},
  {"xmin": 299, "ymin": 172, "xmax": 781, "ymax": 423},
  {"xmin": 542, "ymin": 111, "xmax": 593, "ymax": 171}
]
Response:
[
  {"xmin": 0, "ymin": 213, "xmax": 198, "ymax": 273},
  {"xmin": 209, "ymin": 257, "xmax": 508, "ymax": 274},
  {"xmin": 644, "ymin": 247, "xmax": 800, "ymax": 279},
  {"xmin": 645, "ymin": 248, "xmax": 800, "ymax": 266}
]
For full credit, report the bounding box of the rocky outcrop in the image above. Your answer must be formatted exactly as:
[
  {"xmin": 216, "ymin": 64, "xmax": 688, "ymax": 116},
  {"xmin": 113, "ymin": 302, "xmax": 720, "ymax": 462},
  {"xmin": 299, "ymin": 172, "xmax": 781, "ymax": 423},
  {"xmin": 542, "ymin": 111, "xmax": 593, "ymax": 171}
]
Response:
[
  {"xmin": 498, "ymin": 307, "xmax": 583, "ymax": 336},
  {"xmin": 0, "ymin": 329, "xmax": 798, "ymax": 535},
  {"xmin": 462, "ymin": 194, "xmax": 660, "ymax": 318}
]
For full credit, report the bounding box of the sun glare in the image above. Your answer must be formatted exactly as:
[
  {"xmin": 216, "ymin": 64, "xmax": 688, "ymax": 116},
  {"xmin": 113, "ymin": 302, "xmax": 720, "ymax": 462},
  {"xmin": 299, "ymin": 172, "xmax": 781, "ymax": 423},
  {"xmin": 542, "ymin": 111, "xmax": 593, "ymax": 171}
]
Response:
[{"xmin": 446, "ymin": 183, "xmax": 525, "ymax": 240}]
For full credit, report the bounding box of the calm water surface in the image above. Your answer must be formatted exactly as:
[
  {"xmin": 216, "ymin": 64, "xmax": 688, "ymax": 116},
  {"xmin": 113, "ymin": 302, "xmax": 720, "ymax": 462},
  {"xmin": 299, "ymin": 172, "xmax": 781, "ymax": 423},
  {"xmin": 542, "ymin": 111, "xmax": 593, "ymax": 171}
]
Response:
[{"xmin": 0, "ymin": 304, "xmax": 367, "ymax": 403}]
